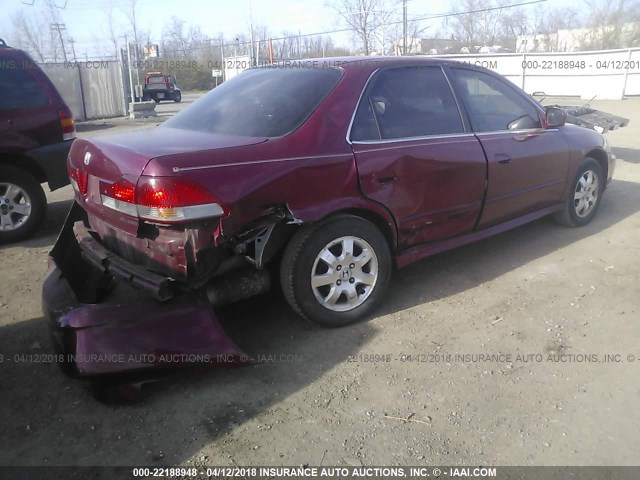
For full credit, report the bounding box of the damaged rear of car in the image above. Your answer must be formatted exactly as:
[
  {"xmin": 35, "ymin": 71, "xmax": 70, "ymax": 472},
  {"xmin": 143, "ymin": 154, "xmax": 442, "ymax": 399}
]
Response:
[
  {"xmin": 43, "ymin": 65, "xmax": 366, "ymax": 378},
  {"xmin": 45, "ymin": 57, "xmax": 620, "ymax": 383}
]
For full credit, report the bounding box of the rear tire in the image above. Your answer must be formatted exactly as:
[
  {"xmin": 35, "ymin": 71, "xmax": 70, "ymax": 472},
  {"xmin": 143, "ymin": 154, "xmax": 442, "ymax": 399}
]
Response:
[
  {"xmin": 173, "ymin": 92, "xmax": 182, "ymax": 103},
  {"xmin": 554, "ymin": 157, "xmax": 604, "ymax": 227},
  {"xmin": 0, "ymin": 166, "xmax": 47, "ymax": 243},
  {"xmin": 153, "ymin": 98, "xmax": 161, "ymax": 104},
  {"xmin": 280, "ymin": 215, "xmax": 391, "ymax": 327}
]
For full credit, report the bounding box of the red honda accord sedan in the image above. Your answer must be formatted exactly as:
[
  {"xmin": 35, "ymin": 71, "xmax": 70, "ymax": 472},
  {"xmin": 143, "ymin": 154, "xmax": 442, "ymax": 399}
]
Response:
[{"xmin": 43, "ymin": 57, "xmax": 614, "ymax": 376}]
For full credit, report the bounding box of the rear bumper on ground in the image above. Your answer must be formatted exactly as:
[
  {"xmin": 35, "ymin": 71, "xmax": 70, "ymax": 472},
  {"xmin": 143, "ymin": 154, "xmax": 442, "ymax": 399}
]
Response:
[{"xmin": 42, "ymin": 203, "xmax": 252, "ymax": 378}]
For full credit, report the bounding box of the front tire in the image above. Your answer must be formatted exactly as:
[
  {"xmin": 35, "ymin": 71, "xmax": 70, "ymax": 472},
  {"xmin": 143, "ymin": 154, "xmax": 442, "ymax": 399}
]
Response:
[
  {"xmin": 0, "ymin": 166, "xmax": 47, "ymax": 243},
  {"xmin": 280, "ymin": 215, "xmax": 392, "ymax": 327},
  {"xmin": 554, "ymin": 157, "xmax": 604, "ymax": 227}
]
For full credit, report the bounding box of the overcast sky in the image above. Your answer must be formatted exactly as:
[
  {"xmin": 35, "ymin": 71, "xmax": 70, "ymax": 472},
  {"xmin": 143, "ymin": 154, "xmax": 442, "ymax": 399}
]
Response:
[{"xmin": 0, "ymin": 0, "xmax": 581, "ymax": 58}]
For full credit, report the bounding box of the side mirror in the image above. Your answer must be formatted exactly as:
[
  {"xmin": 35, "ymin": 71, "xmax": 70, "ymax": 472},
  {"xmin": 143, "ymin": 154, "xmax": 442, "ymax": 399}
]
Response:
[{"xmin": 545, "ymin": 107, "xmax": 566, "ymax": 128}]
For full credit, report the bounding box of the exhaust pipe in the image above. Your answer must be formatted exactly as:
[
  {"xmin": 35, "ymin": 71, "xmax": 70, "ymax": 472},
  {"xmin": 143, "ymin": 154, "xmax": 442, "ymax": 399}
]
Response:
[{"xmin": 205, "ymin": 268, "xmax": 271, "ymax": 308}]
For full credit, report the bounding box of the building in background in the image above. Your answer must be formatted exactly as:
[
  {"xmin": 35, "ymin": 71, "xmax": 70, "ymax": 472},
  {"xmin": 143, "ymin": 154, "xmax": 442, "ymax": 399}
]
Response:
[{"xmin": 517, "ymin": 22, "xmax": 640, "ymax": 52}]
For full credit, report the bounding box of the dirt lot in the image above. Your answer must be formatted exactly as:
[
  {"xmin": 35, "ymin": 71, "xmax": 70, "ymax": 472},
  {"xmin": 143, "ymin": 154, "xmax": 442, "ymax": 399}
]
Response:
[{"xmin": 1, "ymin": 96, "xmax": 639, "ymax": 468}]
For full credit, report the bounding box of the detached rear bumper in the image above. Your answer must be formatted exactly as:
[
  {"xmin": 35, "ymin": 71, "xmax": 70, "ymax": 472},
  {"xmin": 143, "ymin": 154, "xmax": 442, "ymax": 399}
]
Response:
[{"xmin": 42, "ymin": 203, "xmax": 252, "ymax": 378}]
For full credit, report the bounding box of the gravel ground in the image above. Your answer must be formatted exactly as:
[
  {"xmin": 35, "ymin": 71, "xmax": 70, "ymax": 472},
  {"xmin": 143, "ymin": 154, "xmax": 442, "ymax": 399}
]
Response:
[{"xmin": 0, "ymin": 96, "xmax": 639, "ymax": 468}]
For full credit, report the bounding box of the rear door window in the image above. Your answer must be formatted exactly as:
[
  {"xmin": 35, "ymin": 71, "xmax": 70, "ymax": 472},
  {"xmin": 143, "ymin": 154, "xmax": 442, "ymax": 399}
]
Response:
[
  {"xmin": 350, "ymin": 66, "xmax": 465, "ymax": 141},
  {"xmin": 0, "ymin": 57, "xmax": 50, "ymax": 110},
  {"xmin": 450, "ymin": 68, "xmax": 542, "ymax": 132}
]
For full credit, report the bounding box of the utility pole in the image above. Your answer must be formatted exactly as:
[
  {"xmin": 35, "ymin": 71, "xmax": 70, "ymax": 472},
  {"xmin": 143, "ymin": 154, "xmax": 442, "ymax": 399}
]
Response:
[
  {"xmin": 360, "ymin": 1, "xmax": 367, "ymax": 55},
  {"xmin": 68, "ymin": 37, "xmax": 87, "ymax": 120},
  {"xmin": 51, "ymin": 23, "xmax": 68, "ymax": 62},
  {"xmin": 402, "ymin": 0, "xmax": 407, "ymax": 55},
  {"xmin": 68, "ymin": 37, "xmax": 77, "ymax": 63},
  {"xmin": 125, "ymin": 34, "xmax": 135, "ymax": 105},
  {"xmin": 219, "ymin": 35, "xmax": 225, "ymax": 82},
  {"xmin": 248, "ymin": 0, "xmax": 255, "ymax": 66}
]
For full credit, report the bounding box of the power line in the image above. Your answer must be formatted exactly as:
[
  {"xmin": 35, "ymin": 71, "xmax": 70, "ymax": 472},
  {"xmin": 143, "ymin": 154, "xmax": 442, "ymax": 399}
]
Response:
[
  {"xmin": 187, "ymin": 0, "xmax": 551, "ymax": 53},
  {"xmin": 42, "ymin": 0, "xmax": 551, "ymax": 55},
  {"xmin": 20, "ymin": 0, "xmax": 68, "ymax": 7}
]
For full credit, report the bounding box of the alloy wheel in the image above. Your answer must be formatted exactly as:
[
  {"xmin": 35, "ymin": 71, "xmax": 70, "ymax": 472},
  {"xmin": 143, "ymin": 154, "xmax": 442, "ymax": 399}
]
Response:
[
  {"xmin": 0, "ymin": 182, "xmax": 32, "ymax": 231},
  {"xmin": 310, "ymin": 236, "xmax": 379, "ymax": 312},
  {"xmin": 574, "ymin": 170, "xmax": 599, "ymax": 218}
]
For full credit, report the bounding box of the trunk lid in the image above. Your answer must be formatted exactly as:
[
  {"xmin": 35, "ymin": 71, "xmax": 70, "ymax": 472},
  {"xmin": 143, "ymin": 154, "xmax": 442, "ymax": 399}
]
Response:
[{"xmin": 69, "ymin": 127, "xmax": 267, "ymax": 235}]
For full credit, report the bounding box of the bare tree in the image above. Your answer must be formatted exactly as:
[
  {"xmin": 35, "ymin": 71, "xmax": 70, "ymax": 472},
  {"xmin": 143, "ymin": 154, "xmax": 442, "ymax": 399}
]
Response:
[
  {"xmin": 162, "ymin": 16, "xmax": 189, "ymax": 57},
  {"xmin": 12, "ymin": 11, "xmax": 49, "ymax": 62},
  {"xmin": 580, "ymin": 0, "xmax": 640, "ymax": 49},
  {"xmin": 333, "ymin": 0, "xmax": 388, "ymax": 54},
  {"xmin": 449, "ymin": 0, "xmax": 513, "ymax": 48},
  {"xmin": 386, "ymin": 16, "xmax": 429, "ymax": 54},
  {"xmin": 105, "ymin": 7, "xmax": 121, "ymax": 59},
  {"xmin": 526, "ymin": 5, "xmax": 580, "ymax": 51},
  {"xmin": 10, "ymin": 0, "xmax": 65, "ymax": 62},
  {"xmin": 448, "ymin": 0, "xmax": 483, "ymax": 48},
  {"xmin": 122, "ymin": 0, "xmax": 150, "ymax": 60}
]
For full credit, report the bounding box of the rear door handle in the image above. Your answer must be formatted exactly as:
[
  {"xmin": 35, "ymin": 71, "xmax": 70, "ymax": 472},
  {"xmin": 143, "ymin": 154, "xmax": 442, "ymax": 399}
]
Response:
[
  {"xmin": 495, "ymin": 154, "xmax": 512, "ymax": 165},
  {"xmin": 372, "ymin": 173, "xmax": 397, "ymax": 185}
]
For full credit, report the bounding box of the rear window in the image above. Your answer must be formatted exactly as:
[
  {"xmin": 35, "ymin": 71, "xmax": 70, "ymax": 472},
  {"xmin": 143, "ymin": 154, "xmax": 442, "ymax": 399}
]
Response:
[
  {"xmin": 148, "ymin": 76, "xmax": 166, "ymax": 84},
  {"xmin": 0, "ymin": 57, "xmax": 50, "ymax": 110},
  {"xmin": 164, "ymin": 67, "xmax": 342, "ymax": 137}
]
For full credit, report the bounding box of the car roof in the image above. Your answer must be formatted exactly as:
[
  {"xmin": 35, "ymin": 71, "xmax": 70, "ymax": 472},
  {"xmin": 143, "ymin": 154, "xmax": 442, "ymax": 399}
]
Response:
[
  {"xmin": 269, "ymin": 55, "xmax": 468, "ymax": 72},
  {"xmin": 0, "ymin": 43, "xmax": 31, "ymax": 58}
]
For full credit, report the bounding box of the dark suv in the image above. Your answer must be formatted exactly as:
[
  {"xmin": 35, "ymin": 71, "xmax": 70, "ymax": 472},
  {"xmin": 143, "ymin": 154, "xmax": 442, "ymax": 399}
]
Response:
[{"xmin": 0, "ymin": 39, "xmax": 75, "ymax": 243}]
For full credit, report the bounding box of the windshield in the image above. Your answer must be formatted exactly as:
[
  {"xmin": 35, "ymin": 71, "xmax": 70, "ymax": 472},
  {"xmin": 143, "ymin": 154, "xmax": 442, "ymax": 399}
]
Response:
[{"xmin": 164, "ymin": 67, "xmax": 342, "ymax": 137}]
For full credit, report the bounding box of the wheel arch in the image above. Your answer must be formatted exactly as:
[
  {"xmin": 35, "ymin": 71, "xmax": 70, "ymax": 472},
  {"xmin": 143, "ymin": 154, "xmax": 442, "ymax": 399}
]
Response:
[
  {"xmin": 326, "ymin": 207, "xmax": 397, "ymax": 252},
  {"xmin": 286, "ymin": 200, "xmax": 399, "ymax": 251},
  {"xmin": 253, "ymin": 203, "xmax": 399, "ymax": 271},
  {"xmin": 0, "ymin": 153, "xmax": 47, "ymax": 184},
  {"xmin": 585, "ymin": 148, "xmax": 608, "ymax": 187}
]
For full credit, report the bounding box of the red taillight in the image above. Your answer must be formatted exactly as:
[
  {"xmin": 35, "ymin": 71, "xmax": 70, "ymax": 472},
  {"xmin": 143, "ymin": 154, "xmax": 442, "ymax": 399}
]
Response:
[
  {"xmin": 59, "ymin": 107, "xmax": 76, "ymax": 141},
  {"xmin": 136, "ymin": 177, "xmax": 217, "ymax": 208},
  {"xmin": 68, "ymin": 164, "xmax": 88, "ymax": 195},
  {"xmin": 111, "ymin": 181, "xmax": 136, "ymax": 204},
  {"xmin": 100, "ymin": 176, "xmax": 225, "ymax": 223}
]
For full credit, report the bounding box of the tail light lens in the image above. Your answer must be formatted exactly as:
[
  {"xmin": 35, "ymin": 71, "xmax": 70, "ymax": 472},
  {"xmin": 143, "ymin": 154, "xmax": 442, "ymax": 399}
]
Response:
[
  {"xmin": 59, "ymin": 107, "xmax": 76, "ymax": 141},
  {"xmin": 68, "ymin": 164, "xmax": 88, "ymax": 195},
  {"xmin": 100, "ymin": 176, "xmax": 225, "ymax": 223},
  {"xmin": 101, "ymin": 179, "xmax": 138, "ymax": 216}
]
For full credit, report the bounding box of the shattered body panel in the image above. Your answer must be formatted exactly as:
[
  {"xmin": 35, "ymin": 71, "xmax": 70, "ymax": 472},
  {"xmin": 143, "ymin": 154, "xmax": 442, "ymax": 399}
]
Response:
[{"xmin": 43, "ymin": 204, "xmax": 252, "ymax": 377}]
